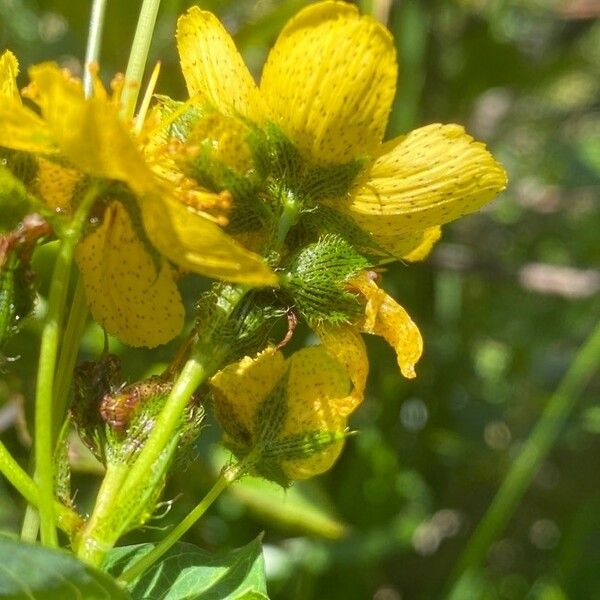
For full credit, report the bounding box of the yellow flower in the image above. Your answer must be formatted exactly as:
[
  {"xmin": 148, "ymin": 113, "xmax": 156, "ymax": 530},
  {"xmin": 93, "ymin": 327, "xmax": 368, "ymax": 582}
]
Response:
[
  {"xmin": 210, "ymin": 346, "xmax": 351, "ymax": 482},
  {"xmin": 176, "ymin": 1, "xmax": 507, "ymax": 395},
  {"xmin": 176, "ymin": 1, "xmax": 507, "ymax": 258},
  {"xmin": 0, "ymin": 52, "xmax": 276, "ymax": 346}
]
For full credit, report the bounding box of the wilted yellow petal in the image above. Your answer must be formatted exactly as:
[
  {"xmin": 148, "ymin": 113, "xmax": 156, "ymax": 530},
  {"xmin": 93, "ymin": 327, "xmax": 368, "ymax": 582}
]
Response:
[
  {"xmin": 0, "ymin": 50, "xmax": 20, "ymax": 102},
  {"xmin": 75, "ymin": 201, "xmax": 184, "ymax": 347},
  {"xmin": 345, "ymin": 124, "xmax": 508, "ymax": 235},
  {"xmin": 176, "ymin": 7, "xmax": 264, "ymax": 121},
  {"xmin": 210, "ymin": 347, "xmax": 286, "ymax": 441},
  {"xmin": 350, "ymin": 272, "xmax": 423, "ymax": 379},
  {"xmin": 26, "ymin": 63, "xmax": 155, "ymax": 196},
  {"xmin": 33, "ymin": 157, "xmax": 83, "ymax": 212},
  {"xmin": 314, "ymin": 323, "xmax": 368, "ymax": 416},
  {"xmin": 373, "ymin": 225, "xmax": 442, "ymax": 262},
  {"xmin": 141, "ymin": 196, "xmax": 278, "ymax": 286},
  {"xmin": 281, "ymin": 346, "xmax": 349, "ymax": 479},
  {"xmin": 402, "ymin": 226, "xmax": 441, "ymax": 261},
  {"xmin": 260, "ymin": 1, "xmax": 397, "ymax": 164}
]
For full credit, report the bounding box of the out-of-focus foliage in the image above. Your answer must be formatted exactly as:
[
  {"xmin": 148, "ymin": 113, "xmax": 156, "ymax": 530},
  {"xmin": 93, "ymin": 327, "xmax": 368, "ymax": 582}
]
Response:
[{"xmin": 0, "ymin": 0, "xmax": 598, "ymax": 598}]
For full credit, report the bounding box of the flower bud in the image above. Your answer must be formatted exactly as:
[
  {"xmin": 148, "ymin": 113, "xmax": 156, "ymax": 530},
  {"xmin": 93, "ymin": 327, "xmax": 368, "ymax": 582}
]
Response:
[{"xmin": 72, "ymin": 359, "xmax": 204, "ymax": 467}]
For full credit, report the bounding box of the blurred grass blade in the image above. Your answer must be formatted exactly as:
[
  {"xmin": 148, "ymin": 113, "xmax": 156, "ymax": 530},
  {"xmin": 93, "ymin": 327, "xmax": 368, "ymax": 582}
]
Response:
[
  {"xmin": 448, "ymin": 320, "xmax": 600, "ymax": 597},
  {"xmin": 387, "ymin": 0, "xmax": 428, "ymax": 134}
]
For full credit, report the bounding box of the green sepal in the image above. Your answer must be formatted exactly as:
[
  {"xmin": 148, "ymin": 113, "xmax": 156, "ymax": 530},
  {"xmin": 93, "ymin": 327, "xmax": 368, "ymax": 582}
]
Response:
[
  {"xmin": 195, "ymin": 284, "xmax": 284, "ymax": 365},
  {"xmin": 281, "ymin": 234, "xmax": 370, "ymax": 325},
  {"xmin": 53, "ymin": 420, "xmax": 73, "ymax": 509},
  {"xmin": 71, "ymin": 354, "xmax": 124, "ymax": 463},
  {"xmin": 250, "ymin": 122, "xmax": 366, "ymax": 206},
  {"xmin": 104, "ymin": 376, "xmax": 204, "ymax": 468},
  {"xmin": 213, "ymin": 367, "xmax": 289, "ymax": 486},
  {"xmin": 253, "ymin": 369, "xmax": 289, "ymax": 447},
  {"xmin": 298, "ymin": 204, "xmax": 389, "ymax": 260},
  {"xmin": 0, "ymin": 243, "xmax": 36, "ymax": 359},
  {"xmin": 154, "ymin": 95, "xmax": 204, "ymax": 143}
]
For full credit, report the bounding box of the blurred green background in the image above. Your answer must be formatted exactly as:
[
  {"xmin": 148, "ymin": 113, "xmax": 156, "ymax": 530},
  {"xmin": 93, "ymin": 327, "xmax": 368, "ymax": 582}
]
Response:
[{"xmin": 1, "ymin": 0, "xmax": 599, "ymax": 598}]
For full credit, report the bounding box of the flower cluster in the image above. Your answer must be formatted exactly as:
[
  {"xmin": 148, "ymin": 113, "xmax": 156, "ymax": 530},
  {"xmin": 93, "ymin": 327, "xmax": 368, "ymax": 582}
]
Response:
[{"xmin": 0, "ymin": 1, "xmax": 506, "ymax": 483}]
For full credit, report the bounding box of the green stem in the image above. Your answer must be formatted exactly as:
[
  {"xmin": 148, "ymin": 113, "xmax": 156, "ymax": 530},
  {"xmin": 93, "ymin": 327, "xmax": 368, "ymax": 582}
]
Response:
[
  {"xmin": 35, "ymin": 242, "xmax": 75, "ymax": 547},
  {"xmin": 76, "ymin": 463, "xmax": 129, "ymax": 565},
  {"xmin": 75, "ymin": 354, "xmax": 210, "ymax": 567},
  {"xmin": 0, "ymin": 441, "xmax": 83, "ymax": 537},
  {"xmin": 120, "ymin": 0, "xmax": 162, "ymax": 120},
  {"xmin": 274, "ymin": 193, "xmax": 301, "ymax": 251},
  {"xmin": 119, "ymin": 459, "xmax": 247, "ymax": 583},
  {"xmin": 20, "ymin": 502, "xmax": 39, "ymax": 542},
  {"xmin": 118, "ymin": 284, "xmax": 248, "ymax": 508},
  {"xmin": 79, "ymin": 285, "xmax": 247, "ymax": 564},
  {"xmin": 52, "ymin": 276, "xmax": 88, "ymax": 442},
  {"xmin": 83, "ymin": 0, "xmax": 108, "ymax": 97},
  {"xmin": 33, "ymin": 184, "xmax": 101, "ymax": 547},
  {"xmin": 448, "ymin": 320, "xmax": 600, "ymax": 595}
]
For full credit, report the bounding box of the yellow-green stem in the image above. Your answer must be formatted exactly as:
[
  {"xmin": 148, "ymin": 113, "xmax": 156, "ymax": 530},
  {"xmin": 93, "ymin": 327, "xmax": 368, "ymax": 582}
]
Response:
[
  {"xmin": 119, "ymin": 351, "xmax": 210, "ymax": 500},
  {"xmin": 120, "ymin": 459, "xmax": 248, "ymax": 583},
  {"xmin": 0, "ymin": 441, "xmax": 83, "ymax": 537},
  {"xmin": 35, "ymin": 241, "xmax": 75, "ymax": 547},
  {"xmin": 76, "ymin": 463, "xmax": 129, "ymax": 565},
  {"xmin": 448, "ymin": 320, "xmax": 600, "ymax": 596},
  {"xmin": 33, "ymin": 184, "xmax": 101, "ymax": 547},
  {"xmin": 120, "ymin": 0, "xmax": 162, "ymax": 120},
  {"xmin": 79, "ymin": 286, "xmax": 247, "ymax": 564},
  {"xmin": 52, "ymin": 276, "xmax": 88, "ymax": 441}
]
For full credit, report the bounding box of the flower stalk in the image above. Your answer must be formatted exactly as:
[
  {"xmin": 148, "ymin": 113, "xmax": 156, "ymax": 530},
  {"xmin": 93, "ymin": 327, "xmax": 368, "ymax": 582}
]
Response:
[
  {"xmin": 119, "ymin": 457, "xmax": 251, "ymax": 583},
  {"xmin": 33, "ymin": 183, "xmax": 102, "ymax": 547},
  {"xmin": 0, "ymin": 440, "xmax": 83, "ymax": 537},
  {"xmin": 76, "ymin": 285, "xmax": 248, "ymax": 565}
]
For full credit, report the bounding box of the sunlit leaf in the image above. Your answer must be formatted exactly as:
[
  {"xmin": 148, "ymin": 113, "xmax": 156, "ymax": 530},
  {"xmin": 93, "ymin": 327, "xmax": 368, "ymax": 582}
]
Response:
[
  {"xmin": 0, "ymin": 537, "xmax": 129, "ymax": 599},
  {"xmin": 105, "ymin": 537, "xmax": 268, "ymax": 600}
]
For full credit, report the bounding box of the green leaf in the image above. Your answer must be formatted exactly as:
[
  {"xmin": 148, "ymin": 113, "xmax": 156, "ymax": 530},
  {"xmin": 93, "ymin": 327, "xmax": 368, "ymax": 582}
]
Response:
[
  {"xmin": 0, "ymin": 536, "xmax": 130, "ymax": 599},
  {"xmin": 105, "ymin": 537, "xmax": 268, "ymax": 600}
]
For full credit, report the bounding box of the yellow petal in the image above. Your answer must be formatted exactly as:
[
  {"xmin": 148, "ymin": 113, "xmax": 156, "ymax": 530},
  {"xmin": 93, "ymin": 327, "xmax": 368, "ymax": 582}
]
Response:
[
  {"xmin": 26, "ymin": 63, "xmax": 155, "ymax": 196},
  {"xmin": 33, "ymin": 157, "xmax": 83, "ymax": 212},
  {"xmin": 346, "ymin": 124, "xmax": 508, "ymax": 235},
  {"xmin": 210, "ymin": 347, "xmax": 286, "ymax": 440},
  {"xmin": 0, "ymin": 102, "xmax": 55, "ymax": 154},
  {"xmin": 141, "ymin": 196, "xmax": 278, "ymax": 286},
  {"xmin": 373, "ymin": 225, "xmax": 442, "ymax": 262},
  {"xmin": 402, "ymin": 226, "xmax": 441, "ymax": 262},
  {"xmin": 314, "ymin": 323, "xmax": 368, "ymax": 416},
  {"xmin": 187, "ymin": 109, "xmax": 254, "ymax": 174},
  {"xmin": 350, "ymin": 272, "xmax": 423, "ymax": 379},
  {"xmin": 176, "ymin": 7, "xmax": 264, "ymax": 121},
  {"xmin": 260, "ymin": 1, "xmax": 397, "ymax": 164},
  {"xmin": 0, "ymin": 50, "xmax": 20, "ymax": 102},
  {"xmin": 75, "ymin": 201, "xmax": 184, "ymax": 347},
  {"xmin": 281, "ymin": 346, "xmax": 350, "ymax": 479}
]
